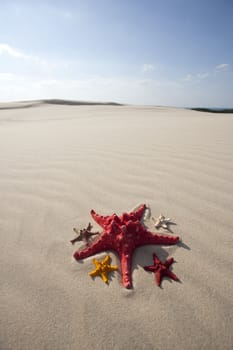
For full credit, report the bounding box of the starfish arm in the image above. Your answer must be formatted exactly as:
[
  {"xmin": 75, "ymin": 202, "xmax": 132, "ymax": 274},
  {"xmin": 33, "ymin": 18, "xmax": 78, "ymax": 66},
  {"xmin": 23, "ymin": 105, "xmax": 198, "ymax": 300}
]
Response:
[
  {"xmin": 90, "ymin": 210, "xmax": 112, "ymax": 228},
  {"xmin": 153, "ymin": 253, "xmax": 161, "ymax": 265},
  {"xmin": 132, "ymin": 204, "xmax": 146, "ymax": 221},
  {"xmin": 144, "ymin": 265, "xmax": 155, "ymax": 272},
  {"xmin": 90, "ymin": 232, "xmax": 99, "ymax": 236},
  {"xmin": 156, "ymin": 271, "xmax": 162, "ymax": 286},
  {"xmin": 70, "ymin": 236, "xmax": 82, "ymax": 245},
  {"xmin": 108, "ymin": 265, "xmax": 118, "ymax": 272},
  {"xmin": 120, "ymin": 251, "xmax": 133, "ymax": 289},
  {"xmin": 92, "ymin": 258, "xmax": 100, "ymax": 267},
  {"xmin": 165, "ymin": 218, "xmax": 171, "ymax": 223},
  {"xmin": 165, "ymin": 257, "xmax": 174, "ymax": 268},
  {"xmin": 73, "ymin": 237, "xmax": 111, "ymax": 260},
  {"xmin": 89, "ymin": 269, "xmax": 99, "ymax": 278},
  {"xmin": 137, "ymin": 230, "xmax": 179, "ymax": 246},
  {"xmin": 166, "ymin": 270, "xmax": 179, "ymax": 282},
  {"xmin": 100, "ymin": 272, "xmax": 108, "ymax": 283},
  {"xmin": 103, "ymin": 255, "xmax": 111, "ymax": 265}
]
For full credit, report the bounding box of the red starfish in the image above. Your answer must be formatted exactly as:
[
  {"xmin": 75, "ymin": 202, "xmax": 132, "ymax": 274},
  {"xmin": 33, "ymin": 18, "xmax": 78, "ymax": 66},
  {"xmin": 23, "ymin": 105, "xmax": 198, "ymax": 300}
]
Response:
[
  {"xmin": 73, "ymin": 204, "xmax": 179, "ymax": 289},
  {"xmin": 144, "ymin": 253, "xmax": 179, "ymax": 287}
]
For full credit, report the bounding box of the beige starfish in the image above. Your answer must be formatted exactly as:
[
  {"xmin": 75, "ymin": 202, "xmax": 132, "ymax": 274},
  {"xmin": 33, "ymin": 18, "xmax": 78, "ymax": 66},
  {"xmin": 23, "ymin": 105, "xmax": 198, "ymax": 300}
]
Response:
[{"xmin": 152, "ymin": 214, "xmax": 172, "ymax": 230}]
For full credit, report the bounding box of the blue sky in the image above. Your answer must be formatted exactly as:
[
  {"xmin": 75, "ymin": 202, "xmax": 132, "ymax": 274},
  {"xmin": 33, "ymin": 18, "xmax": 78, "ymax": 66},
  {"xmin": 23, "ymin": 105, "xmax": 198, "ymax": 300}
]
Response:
[{"xmin": 0, "ymin": 0, "xmax": 232, "ymax": 106}]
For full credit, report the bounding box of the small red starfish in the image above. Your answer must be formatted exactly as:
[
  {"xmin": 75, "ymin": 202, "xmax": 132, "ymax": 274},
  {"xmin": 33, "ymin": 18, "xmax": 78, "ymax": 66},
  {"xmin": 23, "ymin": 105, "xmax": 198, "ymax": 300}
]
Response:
[
  {"xmin": 144, "ymin": 253, "xmax": 179, "ymax": 287},
  {"xmin": 73, "ymin": 204, "xmax": 179, "ymax": 289}
]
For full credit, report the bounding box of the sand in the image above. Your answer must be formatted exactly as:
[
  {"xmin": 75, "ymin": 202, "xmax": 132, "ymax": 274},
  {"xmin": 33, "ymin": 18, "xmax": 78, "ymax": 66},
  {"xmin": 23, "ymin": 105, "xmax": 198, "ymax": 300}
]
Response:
[{"xmin": 0, "ymin": 101, "xmax": 233, "ymax": 350}]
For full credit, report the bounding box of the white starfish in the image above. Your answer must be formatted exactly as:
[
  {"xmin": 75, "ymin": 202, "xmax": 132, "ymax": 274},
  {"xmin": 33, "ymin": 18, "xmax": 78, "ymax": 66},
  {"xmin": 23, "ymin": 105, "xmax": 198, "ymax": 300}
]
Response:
[{"xmin": 152, "ymin": 214, "xmax": 172, "ymax": 230}]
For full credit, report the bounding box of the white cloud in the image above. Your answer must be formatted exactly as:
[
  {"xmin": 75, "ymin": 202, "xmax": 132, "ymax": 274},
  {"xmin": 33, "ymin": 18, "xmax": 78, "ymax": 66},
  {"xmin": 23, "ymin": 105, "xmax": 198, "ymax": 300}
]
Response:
[
  {"xmin": 184, "ymin": 72, "xmax": 209, "ymax": 82},
  {"xmin": 141, "ymin": 64, "xmax": 155, "ymax": 73},
  {"xmin": 185, "ymin": 64, "xmax": 230, "ymax": 83},
  {"xmin": 0, "ymin": 44, "xmax": 28, "ymax": 59},
  {"xmin": 0, "ymin": 43, "xmax": 48, "ymax": 67},
  {"xmin": 215, "ymin": 63, "xmax": 230, "ymax": 72}
]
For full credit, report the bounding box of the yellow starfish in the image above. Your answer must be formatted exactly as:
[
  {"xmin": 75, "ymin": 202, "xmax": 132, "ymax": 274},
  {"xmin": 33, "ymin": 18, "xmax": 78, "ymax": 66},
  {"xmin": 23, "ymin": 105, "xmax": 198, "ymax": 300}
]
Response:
[{"xmin": 89, "ymin": 255, "xmax": 118, "ymax": 284}]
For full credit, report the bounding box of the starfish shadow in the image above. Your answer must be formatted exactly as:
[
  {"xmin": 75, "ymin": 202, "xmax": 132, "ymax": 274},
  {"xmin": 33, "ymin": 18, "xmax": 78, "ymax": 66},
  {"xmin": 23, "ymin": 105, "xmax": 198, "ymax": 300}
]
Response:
[
  {"xmin": 166, "ymin": 222, "xmax": 177, "ymax": 234},
  {"xmin": 76, "ymin": 259, "xmax": 84, "ymax": 264},
  {"xmin": 134, "ymin": 246, "xmax": 170, "ymax": 268},
  {"xmin": 177, "ymin": 240, "xmax": 190, "ymax": 250},
  {"xmin": 106, "ymin": 271, "xmax": 119, "ymax": 285}
]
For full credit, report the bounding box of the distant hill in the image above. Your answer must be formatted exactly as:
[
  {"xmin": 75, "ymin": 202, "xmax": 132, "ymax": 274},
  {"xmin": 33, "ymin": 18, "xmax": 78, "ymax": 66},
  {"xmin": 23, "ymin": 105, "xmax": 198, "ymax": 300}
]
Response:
[
  {"xmin": 0, "ymin": 99, "xmax": 123, "ymax": 110},
  {"xmin": 190, "ymin": 108, "xmax": 233, "ymax": 114},
  {"xmin": 40, "ymin": 99, "xmax": 123, "ymax": 106}
]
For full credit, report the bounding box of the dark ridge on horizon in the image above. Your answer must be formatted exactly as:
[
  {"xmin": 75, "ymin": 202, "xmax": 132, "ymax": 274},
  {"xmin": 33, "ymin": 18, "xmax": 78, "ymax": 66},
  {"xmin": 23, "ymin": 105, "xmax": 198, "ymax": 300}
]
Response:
[
  {"xmin": 0, "ymin": 99, "xmax": 123, "ymax": 110},
  {"xmin": 41, "ymin": 99, "xmax": 123, "ymax": 106},
  {"xmin": 190, "ymin": 107, "xmax": 233, "ymax": 114}
]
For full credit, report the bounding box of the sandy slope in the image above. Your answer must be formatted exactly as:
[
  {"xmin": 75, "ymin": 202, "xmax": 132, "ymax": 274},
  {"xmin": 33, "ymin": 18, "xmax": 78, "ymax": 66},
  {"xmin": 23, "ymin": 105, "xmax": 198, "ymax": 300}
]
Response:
[{"xmin": 0, "ymin": 101, "xmax": 233, "ymax": 350}]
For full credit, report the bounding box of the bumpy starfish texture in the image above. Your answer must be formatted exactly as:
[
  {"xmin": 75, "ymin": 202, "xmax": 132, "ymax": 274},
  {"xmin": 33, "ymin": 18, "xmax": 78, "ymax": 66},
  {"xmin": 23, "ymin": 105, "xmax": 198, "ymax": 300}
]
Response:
[
  {"xmin": 89, "ymin": 255, "xmax": 118, "ymax": 284},
  {"xmin": 73, "ymin": 204, "xmax": 179, "ymax": 289},
  {"xmin": 70, "ymin": 222, "xmax": 99, "ymax": 246},
  {"xmin": 152, "ymin": 214, "xmax": 172, "ymax": 230},
  {"xmin": 144, "ymin": 253, "xmax": 179, "ymax": 287}
]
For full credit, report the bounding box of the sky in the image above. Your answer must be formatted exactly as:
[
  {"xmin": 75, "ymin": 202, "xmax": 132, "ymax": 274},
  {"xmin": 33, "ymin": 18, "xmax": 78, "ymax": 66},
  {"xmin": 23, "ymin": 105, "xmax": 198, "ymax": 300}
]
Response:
[{"xmin": 0, "ymin": 0, "xmax": 233, "ymax": 107}]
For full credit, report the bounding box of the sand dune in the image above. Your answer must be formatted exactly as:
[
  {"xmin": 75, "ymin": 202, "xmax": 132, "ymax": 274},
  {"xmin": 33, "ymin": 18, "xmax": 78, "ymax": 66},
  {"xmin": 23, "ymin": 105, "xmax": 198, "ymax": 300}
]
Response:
[
  {"xmin": 0, "ymin": 99, "xmax": 122, "ymax": 110},
  {"xmin": 0, "ymin": 103, "xmax": 233, "ymax": 350}
]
